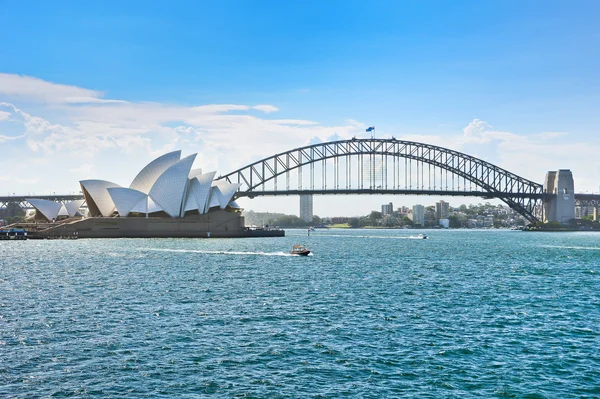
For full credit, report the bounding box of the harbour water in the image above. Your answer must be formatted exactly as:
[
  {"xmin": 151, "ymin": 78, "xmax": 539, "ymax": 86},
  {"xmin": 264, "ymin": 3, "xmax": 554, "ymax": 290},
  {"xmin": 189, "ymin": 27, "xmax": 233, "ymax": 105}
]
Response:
[{"xmin": 1, "ymin": 229, "xmax": 599, "ymax": 398}]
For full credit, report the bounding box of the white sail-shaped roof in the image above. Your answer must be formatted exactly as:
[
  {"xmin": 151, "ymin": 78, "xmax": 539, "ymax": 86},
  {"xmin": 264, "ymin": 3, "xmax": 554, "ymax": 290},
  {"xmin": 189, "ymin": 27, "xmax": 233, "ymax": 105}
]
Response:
[
  {"xmin": 80, "ymin": 179, "xmax": 120, "ymax": 217},
  {"xmin": 57, "ymin": 205, "xmax": 69, "ymax": 217},
  {"xmin": 129, "ymin": 150, "xmax": 181, "ymax": 194},
  {"xmin": 197, "ymin": 172, "xmax": 217, "ymax": 212},
  {"xmin": 228, "ymin": 200, "xmax": 242, "ymax": 209},
  {"xmin": 183, "ymin": 186, "xmax": 198, "ymax": 213},
  {"xmin": 107, "ymin": 187, "xmax": 148, "ymax": 217},
  {"xmin": 65, "ymin": 200, "xmax": 85, "ymax": 217},
  {"xmin": 211, "ymin": 181, "xmax": 242, "ymax": 209},
  {"xmin": 130, "ymin": 197, "xmax": 147, "ymax": 214},
  {"xmin": 183, "ymin": 171, "xmax": 216, "ymax": 214},
  {"xmin": 27, "ymin": 199, "xmax": 62, "ymax": 221},
  {"xmin": 77, "ymin": 150, "xmax": 239, "ymax": 219},
  {"xmin": 188, "ymin": 168, "xmax": 203, "ymax": 179},
  {"xmin": 207, "ymin": 186, "xmax": 222, "ymax": 209},
  {"xmin": 148, "ymin": 154, "xmax": 197, "ymax": 217},
  {"xmin": 128, "ymin": 196, "xmax": 163, "ymax": 214},
  {"xmin": 146, "ymin": 196, "xmax": 163, "ymax": 214}
]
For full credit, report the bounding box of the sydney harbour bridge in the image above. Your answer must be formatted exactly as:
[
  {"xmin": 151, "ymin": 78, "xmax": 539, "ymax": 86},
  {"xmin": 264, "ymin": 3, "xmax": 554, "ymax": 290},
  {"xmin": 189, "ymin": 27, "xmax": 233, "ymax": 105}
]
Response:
[{"xmin": 2, "ymin": 138, "xmax": 599, "ymax": 224}]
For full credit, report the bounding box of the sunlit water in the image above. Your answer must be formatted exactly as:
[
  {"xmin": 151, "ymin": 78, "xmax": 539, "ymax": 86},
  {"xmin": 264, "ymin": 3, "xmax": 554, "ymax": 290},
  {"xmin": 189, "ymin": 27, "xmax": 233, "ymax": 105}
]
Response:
[{"xmin": 1, "ymin": 229, "xmax": 599, "ymax": 398}]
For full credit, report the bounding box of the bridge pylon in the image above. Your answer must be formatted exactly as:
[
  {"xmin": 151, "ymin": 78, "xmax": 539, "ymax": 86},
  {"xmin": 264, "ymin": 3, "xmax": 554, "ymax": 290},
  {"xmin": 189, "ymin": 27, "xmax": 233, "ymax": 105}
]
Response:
[{"xmin": 543, "ymin": 170, "xmax": 575, "ymax": 223}]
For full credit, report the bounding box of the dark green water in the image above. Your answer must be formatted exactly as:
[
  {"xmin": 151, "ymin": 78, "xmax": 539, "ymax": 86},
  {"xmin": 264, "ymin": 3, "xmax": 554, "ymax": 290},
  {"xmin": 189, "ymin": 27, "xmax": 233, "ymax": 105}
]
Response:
[{"xmin": 1, "ymin": 229, "xmax": 599, "ymax": 398}]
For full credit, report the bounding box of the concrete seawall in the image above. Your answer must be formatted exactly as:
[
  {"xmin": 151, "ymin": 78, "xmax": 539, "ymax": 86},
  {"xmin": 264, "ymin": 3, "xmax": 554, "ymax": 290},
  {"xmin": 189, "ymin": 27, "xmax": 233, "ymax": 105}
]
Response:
[{"xmin": 28, "ymin": 210, "xmax": 284, "ymax": 239}]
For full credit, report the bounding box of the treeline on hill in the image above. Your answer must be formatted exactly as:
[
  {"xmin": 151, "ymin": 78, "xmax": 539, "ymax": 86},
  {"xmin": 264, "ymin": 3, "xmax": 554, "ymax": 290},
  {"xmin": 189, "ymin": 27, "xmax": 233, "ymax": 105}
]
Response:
[
  {"xmin": 242, "ymin": 202, "xmax": 535, "ymax": 229},
  {"xmin": 242, "ymin": 211, "xmax": 318, "ymax": 228},
  {"xmin": 241, "ymin": 210, "xmax": 412, "ymax": 228},
  {"xmin": 0, "ymin": 205, "xmax": 26, "ymax": 225}
]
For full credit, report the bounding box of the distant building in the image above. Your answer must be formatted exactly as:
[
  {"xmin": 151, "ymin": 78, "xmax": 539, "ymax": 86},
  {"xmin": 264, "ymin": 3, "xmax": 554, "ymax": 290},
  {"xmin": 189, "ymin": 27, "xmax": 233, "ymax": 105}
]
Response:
[
  {"xmin": 300, "ymin": 194, "xmax": 313, "ymax": 223},
  {"xmin": 381, "ymin": 202, "xmax": 394, "ymax": 215},
  {"xmin": 483, "ymin": 215, "xmax": 494, "ymax": 227},
  {"xmin": 575, "ymin": 205, "xmax": 593, "ymax": 219},
  {"xmin": 411, "ymin": 204, "xmax": 425, "ymax": 226},
  {"xmin": 436, "ymin": 200, "xmax": 449, "ymax": 220},
  {"xmin": 466, "ymin": 219, "xmax": 479, "ymax": 228},
  {"xmin": 439, "ymin": 218, "xmax": 450, "ymax": 228},
  {"xmin": 399, "ymin": 206, "xmax": 410, "ymax": 214}
]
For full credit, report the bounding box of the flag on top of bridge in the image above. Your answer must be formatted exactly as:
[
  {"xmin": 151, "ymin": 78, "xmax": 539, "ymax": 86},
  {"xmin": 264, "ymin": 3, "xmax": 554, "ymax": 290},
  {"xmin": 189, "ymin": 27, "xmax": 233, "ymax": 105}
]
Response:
[{"xmin": 366, "ymin": 126, "xmax": 375, "ymax": 132}]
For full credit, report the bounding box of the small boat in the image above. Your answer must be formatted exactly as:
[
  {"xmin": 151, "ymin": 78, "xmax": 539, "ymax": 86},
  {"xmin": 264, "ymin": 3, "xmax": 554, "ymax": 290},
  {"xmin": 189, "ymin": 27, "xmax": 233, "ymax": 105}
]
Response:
[
  {"xmin": 291, "ymin": 244, "xmax": 311, "ymax": 256},
  {"xmin": 417, "ymin": 234, "xmax": 428, "ymax": 239}
]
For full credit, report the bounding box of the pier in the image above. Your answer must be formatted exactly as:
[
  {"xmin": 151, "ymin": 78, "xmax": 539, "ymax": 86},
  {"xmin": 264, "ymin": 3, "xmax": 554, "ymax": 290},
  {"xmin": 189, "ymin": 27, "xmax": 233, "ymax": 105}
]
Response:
[{"xmin": 0, "ymin": 228, "xmax": 28, "ymax": 240}]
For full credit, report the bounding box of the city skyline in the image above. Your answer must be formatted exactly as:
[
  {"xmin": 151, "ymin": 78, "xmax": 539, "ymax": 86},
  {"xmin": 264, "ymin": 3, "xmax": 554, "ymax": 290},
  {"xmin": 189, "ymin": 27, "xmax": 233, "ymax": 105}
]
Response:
[{"xmin": 1, "ymin": 1, "xmax": 599, "ymax": 217}]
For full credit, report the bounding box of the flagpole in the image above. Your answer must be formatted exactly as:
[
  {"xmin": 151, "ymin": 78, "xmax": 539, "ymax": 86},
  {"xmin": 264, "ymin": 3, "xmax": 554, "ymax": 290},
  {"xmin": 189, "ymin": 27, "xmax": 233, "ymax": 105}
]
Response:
[{"xmin": 366, "ymin": 126, "xmax": 376, "ymax": 188}]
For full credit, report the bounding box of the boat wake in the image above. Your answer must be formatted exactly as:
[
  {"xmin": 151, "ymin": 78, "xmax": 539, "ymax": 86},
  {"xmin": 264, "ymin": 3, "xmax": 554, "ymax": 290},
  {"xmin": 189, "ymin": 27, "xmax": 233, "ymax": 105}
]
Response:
[
  {"xmin": 289, "ymin": 233, "xmax": 426, "ymax": 240},
  {"xmin": 539, "ymin": 245, "xmax": 600, "ymax": 251},
  {"xmin": 141, "ymin": 248, "xmax": 297, "ymax": 257}
]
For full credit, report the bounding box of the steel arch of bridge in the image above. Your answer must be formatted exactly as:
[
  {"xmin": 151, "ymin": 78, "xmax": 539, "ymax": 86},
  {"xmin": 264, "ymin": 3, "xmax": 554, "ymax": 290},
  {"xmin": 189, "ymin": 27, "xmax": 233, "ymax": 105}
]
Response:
[{"xmin": 218, "ymin": 138, "xmax": 546, "ymax": 223}]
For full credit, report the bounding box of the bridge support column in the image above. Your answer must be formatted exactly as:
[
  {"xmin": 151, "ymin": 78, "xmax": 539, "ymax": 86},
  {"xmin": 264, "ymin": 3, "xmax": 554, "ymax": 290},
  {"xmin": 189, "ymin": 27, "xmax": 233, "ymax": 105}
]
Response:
[
  {"xmin": 299, "ymin": 194, "xmax": 313, "ymax": 223},
  {"xmin": 543, "ymin": 169, "xmax": 575, "ymax": 224}
]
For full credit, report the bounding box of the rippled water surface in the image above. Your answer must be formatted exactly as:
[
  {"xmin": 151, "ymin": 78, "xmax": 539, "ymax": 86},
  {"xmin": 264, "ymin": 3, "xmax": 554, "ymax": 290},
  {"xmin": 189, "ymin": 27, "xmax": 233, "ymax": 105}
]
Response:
[{"xmin": 1, "ymin": 229, "xmax": 599, "ymax": 398}]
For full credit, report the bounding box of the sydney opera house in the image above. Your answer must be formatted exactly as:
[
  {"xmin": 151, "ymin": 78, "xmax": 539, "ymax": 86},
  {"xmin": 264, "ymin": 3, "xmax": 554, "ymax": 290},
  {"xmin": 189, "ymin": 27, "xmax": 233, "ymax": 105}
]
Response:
[{"xmin": 27, "ymin": 151, "xmax": 283, "ymax": 238}]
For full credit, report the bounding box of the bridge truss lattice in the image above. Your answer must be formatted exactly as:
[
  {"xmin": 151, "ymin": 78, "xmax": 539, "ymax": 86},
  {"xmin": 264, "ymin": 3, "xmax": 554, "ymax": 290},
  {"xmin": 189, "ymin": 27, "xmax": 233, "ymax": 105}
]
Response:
[{"xmin": 218, "ymin": 138, "xmax": 546, "ymax": 223}]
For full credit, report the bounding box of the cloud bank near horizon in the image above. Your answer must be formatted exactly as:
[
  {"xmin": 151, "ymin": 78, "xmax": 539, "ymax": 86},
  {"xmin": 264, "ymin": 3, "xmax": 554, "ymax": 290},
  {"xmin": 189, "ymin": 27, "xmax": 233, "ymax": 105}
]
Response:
[{"xmin": 1, "ymin": 73, "xmax": 598, "ymax": 202}]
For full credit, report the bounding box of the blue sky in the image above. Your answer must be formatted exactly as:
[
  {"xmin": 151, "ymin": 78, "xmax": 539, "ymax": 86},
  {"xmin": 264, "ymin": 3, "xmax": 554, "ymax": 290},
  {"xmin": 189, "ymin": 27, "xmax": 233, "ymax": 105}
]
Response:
[{"xmin": 1, "ymin": 1, "xmax": 599, "ymax": 216}]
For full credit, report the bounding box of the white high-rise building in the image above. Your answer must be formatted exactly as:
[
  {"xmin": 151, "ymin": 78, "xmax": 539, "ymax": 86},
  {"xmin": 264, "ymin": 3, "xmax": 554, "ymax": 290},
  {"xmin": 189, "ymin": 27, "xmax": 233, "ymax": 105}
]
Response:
[
  {"xmin": 412, "ymin": 204, "xmax": 425, "ymax": 226},
  {"xmin": 300, "ymin": 194, "xmax": 313, "ymax": 223},
  {"xmin": 381, "ymin": 202, "xmax": 394, "ymax": 215},
  {"xmin": 436, "ymin": 200, "xmax": 449, "ymax": 220}
]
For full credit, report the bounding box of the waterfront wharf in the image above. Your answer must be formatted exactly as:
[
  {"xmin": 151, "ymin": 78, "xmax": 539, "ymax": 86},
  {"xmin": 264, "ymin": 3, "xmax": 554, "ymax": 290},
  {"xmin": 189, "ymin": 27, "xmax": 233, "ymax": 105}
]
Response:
[{"xmin": 0, "ymin": 228, "xmax": 28, "ymax": 240}]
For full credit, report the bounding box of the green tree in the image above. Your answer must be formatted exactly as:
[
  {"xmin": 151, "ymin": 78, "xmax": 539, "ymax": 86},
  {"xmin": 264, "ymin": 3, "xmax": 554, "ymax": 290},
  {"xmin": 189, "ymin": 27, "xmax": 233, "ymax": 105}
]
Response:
[
  {"xmin": 369, "ymin": 211, "xmax": 382, "ymax": 222},
  {"xmin": 448, "ymin": 215, "xmax": 462, "ymax": 228},
  {"xmin": 402, "ymin": 216, "xmax": 414, "ymax": 226}
]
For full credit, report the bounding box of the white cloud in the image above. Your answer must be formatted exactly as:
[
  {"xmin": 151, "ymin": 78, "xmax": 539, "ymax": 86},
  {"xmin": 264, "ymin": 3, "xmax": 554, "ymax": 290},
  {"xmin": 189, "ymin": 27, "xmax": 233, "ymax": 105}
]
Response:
[
  {"xmin": 2, "ymin": 73, "xmax": 599, "ymax": 212},
  {"xmin": 174, "ymin": 126, "xmax": 199, "ymax": 135},
  {"xmin": 68, "ymin": 163, "xmax": 94, "ymax": 178},
  {"xmin": 14, "ymin": 177, "xmax": 40, "ymax": 185},
  {"xmin": 399, "ymin": 134, "xmax": 445, "ymax": 146},
  {"xmin": 64, "ymin": 97, "xmax": 129, "ymax": 104},
  {"xmin": 191, "ymin": 104, "xmax": 251, "ymax": 113},
  {"xmin": 0, "ymin": 175, "xmax": 40, "ymax": 186},
  {"xmin": 449, "ymin": 118, "xmax": 600, "ymax": 190},
  {"xmin": 0, "ymin": 76, "xmax": 366, "ymax": 198},
  {"xmin": 536, "ymin": 132, "xmax": 569, "ymax": 139},
  {"xmin": 463, "ymin": 118, "xmax": 492, "ymax": 137},
  {"xmin": 0, "ymin": 133, "xmax": 26, "ymax": 143},
  {"xmin": 345, "ymin": 119, "xmax": 364, "ymax": 127},
  {"xmin": 253, "ymin": 105, "xmax": 278, "ymax": 113},
  {"xmin": 0, "ymin": 73, "xmax": 104, "ymax": 104}
]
